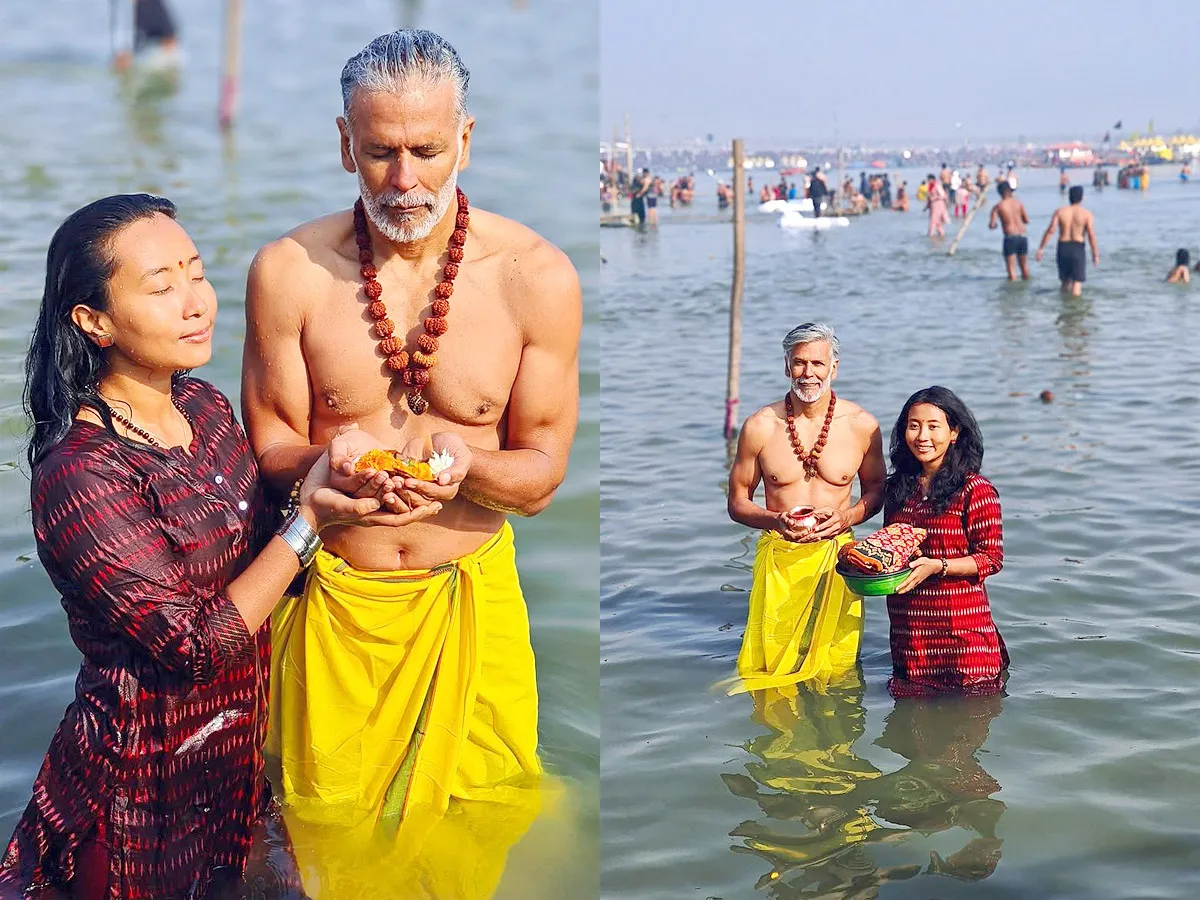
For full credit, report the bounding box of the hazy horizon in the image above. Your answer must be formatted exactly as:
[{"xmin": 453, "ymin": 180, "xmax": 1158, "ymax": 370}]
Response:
[{"xmin": 601, "ymin": 0, "xmax": 1200, "ymax": 147}]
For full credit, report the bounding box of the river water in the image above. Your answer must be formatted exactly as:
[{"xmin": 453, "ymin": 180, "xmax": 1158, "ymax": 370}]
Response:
[
  {"xmin": 0, "ymin": 1, "xmax": 597, "ymax": 897},
  {"xmin": 601, "ymin": 166, "xmax": 1200, "ymax": 899}
]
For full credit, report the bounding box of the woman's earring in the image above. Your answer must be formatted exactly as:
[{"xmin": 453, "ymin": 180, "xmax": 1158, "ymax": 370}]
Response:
[{"xmin": 96, "ymin": 332, "xmax": 114, "ymax": 348}]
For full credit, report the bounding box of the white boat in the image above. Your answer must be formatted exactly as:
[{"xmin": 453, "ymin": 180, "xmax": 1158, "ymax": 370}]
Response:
[
  {"xmin": 776, "ymin": 208, "xmax": 850, "ymax": 229},
  {"xmin": 758, "ymin": 198, "xmax": 814, "ymax": 214}
]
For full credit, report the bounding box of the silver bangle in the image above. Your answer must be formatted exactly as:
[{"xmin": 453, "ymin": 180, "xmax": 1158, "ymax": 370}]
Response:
[{"xmin": 278, "ymin": 508, "xmax": 322, "ymax": 568}]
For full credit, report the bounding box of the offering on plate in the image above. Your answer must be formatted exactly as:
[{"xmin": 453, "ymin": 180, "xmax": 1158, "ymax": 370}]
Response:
[
  {"xmin": 837, "ymin": 523, "xmax": 927, "ymax": 575},
  {"xmin": 353, "ymin": 448, "xmax": 456, "ymax": 482}
]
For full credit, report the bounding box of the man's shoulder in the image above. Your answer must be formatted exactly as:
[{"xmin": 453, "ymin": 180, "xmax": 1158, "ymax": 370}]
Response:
[
  {"xmin": 745, "ymin": 402, "xmax": 784, "ymax": 432},
  {"xmin": 835, "ymin": 396, "xmax": 878, "ymax": 431},
  {"xmin": 251, "ymin": 209, "xmax": 350, "ymax": 282},
  {"xmin": 474, "ymin": 207, "xmax": 570, "ymax": 266},
  {"xmin": 474, "ymin": 207, "xmax": 579, "ymax": 303},
  {"xmin": 740, "ymin": 403, "xmax": 782, "ymax": 448}
]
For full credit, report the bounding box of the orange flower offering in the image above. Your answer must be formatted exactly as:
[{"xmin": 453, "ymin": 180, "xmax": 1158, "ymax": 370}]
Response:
[{"xmin": 352, "ymin": 448, "xmax": 456, "ymax": 482}]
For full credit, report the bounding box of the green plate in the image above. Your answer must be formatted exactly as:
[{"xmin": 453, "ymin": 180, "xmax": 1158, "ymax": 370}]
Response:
[{"xmin": 835, "ymin": 564, "xmax": 909, "ymax": 596}]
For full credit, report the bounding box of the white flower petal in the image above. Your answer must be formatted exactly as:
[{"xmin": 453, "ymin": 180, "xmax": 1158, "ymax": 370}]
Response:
[{"xmin": 428, "ymin": 449, "xmax": 456, "ymax": 477}]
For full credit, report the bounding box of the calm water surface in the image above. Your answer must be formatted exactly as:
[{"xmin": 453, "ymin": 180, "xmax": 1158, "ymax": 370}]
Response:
[
  {"xmin": 602, "ymin": 167, "xmax": 1200, "ymax": 899},
  {"xmin": 0, "ymin": 2, "xmax": 598, "ymax": 897}
]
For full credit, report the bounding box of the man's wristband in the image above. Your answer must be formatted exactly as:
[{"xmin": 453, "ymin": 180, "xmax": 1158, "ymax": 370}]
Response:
[{"xmin": 278, "ymin": 508, "xmax": 322, "ymax": 568}]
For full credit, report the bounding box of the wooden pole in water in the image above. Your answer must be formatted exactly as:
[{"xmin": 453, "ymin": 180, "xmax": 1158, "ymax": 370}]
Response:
[
  {"xmin": 624, "ymin": 113, "xmax": 634, "ymax": 184},
  {"xmin": 111, "ymin": 0, "xmax": 135, "ymax": 69},
  {"xmin": 947, "ymin": 185, "xmax": 992, "ymax": 255},
  {"xmin": 218, "ymin": 0, "xmax": 243, "ymax": 131},
  {"xmin": 724, "ymin": 139, "xmax": 746, "ymax": 440}
]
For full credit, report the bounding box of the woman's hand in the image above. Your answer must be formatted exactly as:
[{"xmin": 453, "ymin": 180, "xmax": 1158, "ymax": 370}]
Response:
[
  {"xmin": 895, "ymin": 556, "xmax": 942, "ymax": 595},
  {"xmin": 299, "ymin": 451, "xmax": 442, "ymax": 530}
]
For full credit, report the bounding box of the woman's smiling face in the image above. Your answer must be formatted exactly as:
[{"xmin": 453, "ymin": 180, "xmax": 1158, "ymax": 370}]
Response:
[{"xmin": 905, "ymin": 402, "xmax": 959, "ymax": 472}]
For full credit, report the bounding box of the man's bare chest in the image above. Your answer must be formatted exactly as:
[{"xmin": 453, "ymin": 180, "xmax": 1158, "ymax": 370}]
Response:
[
  {"xmin": 760, "ymin": 421, "xmax": 861, "ymax": 488},
  {"xmin": 301, "ymin": 279, "xmax": 522, "ymax": 426}
]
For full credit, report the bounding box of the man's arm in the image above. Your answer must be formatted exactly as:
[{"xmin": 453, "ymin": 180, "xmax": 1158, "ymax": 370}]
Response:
[
  {"xmin": 1035, "ymin": 209, "xmax": 1059, "ymax": 259},
  {"xmin": 1086, "ymin": 212, "xmax": 1100, "ymax": 264},
  {"xmin": 988, "ymin": 205, "xmax": 999, "ymax": 229},
  {"xmin": 852, "ymin": 422, "xmax": 886, "ymax": 525},
  {"xmin": 1020, "ymin": 202, "xmax": 1029, "ymax": 224},
  {"xmin": 726, "ymin": 414, "xmax": 783, "ymax": 533},
  {"xmin": 429, "ymin": 241, "xmax": 582, "ymax": 518},
  {"xmin": 808, "ymin": 415, "xmax": 885, "ymax": 540},
  {"xmin": 240, "ymin": 239, "xmax": 325, "ymax": 492}
]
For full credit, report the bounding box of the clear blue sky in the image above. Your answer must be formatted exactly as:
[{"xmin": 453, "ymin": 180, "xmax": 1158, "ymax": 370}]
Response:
[{"xmin": 601, "ymin": 0, "xmax": 1200, "ymax": 146}]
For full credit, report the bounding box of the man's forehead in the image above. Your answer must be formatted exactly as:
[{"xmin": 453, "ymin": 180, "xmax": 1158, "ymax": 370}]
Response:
[
  {"xmin": 348, "ymin": 81, "xmax": 460, "ymax": 128},
  {"xmin": 789, "ymin": 340, "xmax": 833, "ymax": 359}
]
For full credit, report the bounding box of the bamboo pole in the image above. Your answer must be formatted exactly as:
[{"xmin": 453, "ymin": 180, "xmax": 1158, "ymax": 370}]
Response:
[
  {"xmin": 218, "ymin": 0, "xmax": 243, "ymax": 130},
  {"xmin": 947, "ymin": 185, "xmax": 991, "ymax": 255},
  {"xmin": 724, "ymin": 139, "xmax": 746, "ymax": 440},
  {"xmin": 609, "ymin": 125, "xmax": 616, "ymax": 185},
  {"xmin": 111, "ymin": 0, "xmax": 135, "ymax": 70},
  {"xmin": 624, "ymin": 113, "xmax": 633, "ymax": 187}
]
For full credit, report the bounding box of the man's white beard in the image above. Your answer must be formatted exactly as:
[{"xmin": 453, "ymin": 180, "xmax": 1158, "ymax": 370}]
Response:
[
  {"xmin": 791, "ymin": 376, "xmax": 829, "ymax": 404},
  {"xmin": 356, "ymin": 149, "xmax": 462, "ymax": 245}
]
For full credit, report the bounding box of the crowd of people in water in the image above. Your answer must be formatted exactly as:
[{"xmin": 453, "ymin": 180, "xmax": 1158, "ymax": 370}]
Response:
[{"xmin": 602, "ymin": 156, "xmax": 1197, "ymax": 289}]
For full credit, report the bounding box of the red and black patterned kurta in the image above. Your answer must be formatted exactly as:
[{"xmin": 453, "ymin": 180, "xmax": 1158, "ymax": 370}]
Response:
[
  {"xmin": 0, "ymin": 378, "xmax": 276, "ymax": 900},
  {"xmin": 884, "ymin": 472, "xmax": 1007, "ymax": 698}
]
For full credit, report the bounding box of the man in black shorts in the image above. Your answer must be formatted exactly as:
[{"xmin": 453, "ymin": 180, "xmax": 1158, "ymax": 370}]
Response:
[
  {"xmin": 1036, "ymin": 185, "xmax": 1099, "ymax": 297},
  {"xmin": 988, "ymin": 181, "xmax": 1030, "ymax": 281},
  {"xmin": 808, "ymin": 167, "xmax": 828, "ymax": 218},
  {"xmin": 630, "ymin": 168, "xmax": 649, "ymax": 226},
  {"xmin": 643, "ymin": 169, "xmax": 659, "ymax": 227}
]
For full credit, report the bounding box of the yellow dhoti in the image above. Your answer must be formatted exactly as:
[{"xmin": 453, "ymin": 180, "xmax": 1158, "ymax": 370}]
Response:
[
  {"xmin": 268, "ymin": 521, "xmax": 541, "ymax": 832},
  {"xmin": 730, "ymin": 531, "xmax": 861, "ymax": 694}
]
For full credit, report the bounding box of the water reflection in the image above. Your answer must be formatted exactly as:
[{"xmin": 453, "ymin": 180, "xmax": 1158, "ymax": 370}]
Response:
[
  {"xmin": 262, "ymin": 759, "xmax": 572, "ymax": 900},
  {"xmin": 722, "ymin": 671, "xmax": 1005, "ymax": 898},
  {"xmin": 1055, "ymin": 294, "xmax": 1094, "ymax": 388}
]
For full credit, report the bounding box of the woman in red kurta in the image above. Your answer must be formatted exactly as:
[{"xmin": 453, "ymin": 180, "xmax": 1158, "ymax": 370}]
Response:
[
  {"xmin": 1, "ymin": 195, "xmax": 436, "ymax": 900},
  {"xmin": 882, "ymin": 386, "xmax": 1007, "ymax": 698}
]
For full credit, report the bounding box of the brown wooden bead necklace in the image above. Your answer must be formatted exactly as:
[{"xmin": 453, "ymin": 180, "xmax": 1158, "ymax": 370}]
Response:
[
  {"xmin": 785, "ymin": 390, "xmax": 836, "ymax": 478},
  {"xmin": 353, "ymin": 187, "xmax": 469, "ymax": 415}
]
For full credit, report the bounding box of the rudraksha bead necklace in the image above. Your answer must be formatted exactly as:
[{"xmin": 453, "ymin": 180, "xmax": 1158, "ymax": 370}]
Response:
[
  {"xmin": 785, "ymin": 390, "xmax": 837, "ymax": 478},
  {"xmin": 353, "ymin": 187, "xmax": 469, "ymax": 415}
]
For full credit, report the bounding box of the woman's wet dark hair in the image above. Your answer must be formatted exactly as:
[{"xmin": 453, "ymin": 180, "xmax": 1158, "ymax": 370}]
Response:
[
  {"xmin": 25, "ymin": 193, "xmax": 178, "ymax": 466},
  {"xmin": 885, "ymin": 386, "xmax": 985, "ymax": 515},
  {"xmin": 1176, "ymin": 248, "xmax": 1190, "ymax": 268}
]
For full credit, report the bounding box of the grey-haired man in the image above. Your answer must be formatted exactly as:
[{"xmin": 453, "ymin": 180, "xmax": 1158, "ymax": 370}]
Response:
[
  {"xmin": 241, "ymin": 29, "xmax": 580, "ymax": 844},
  {"xmin": 726, "ymin": 322, "xmax": 885, "ymax": 690}
]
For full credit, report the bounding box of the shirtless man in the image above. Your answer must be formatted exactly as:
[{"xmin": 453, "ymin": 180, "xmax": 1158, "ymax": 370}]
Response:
[
  {"xmin": 988, "ymin": 181, "xmax": 1030, "ymax": 281},
  {"xmin": 726, "ymin": 322, "xmax": 886, "ymax": 691},
  {"xmin": 1036, "ymin": 185, "xmax": 1099, "ymax": 296},
  {"xmin": 976, "ymin": 163, "xmax": 989, "ymax": 193},
  {"xmin": 240, "ymin": 29, "xmax": 581, "ymax": 852},
  {"xmin": 808, "ymin": 167, "xmax": 828, "ymax": 217}
]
